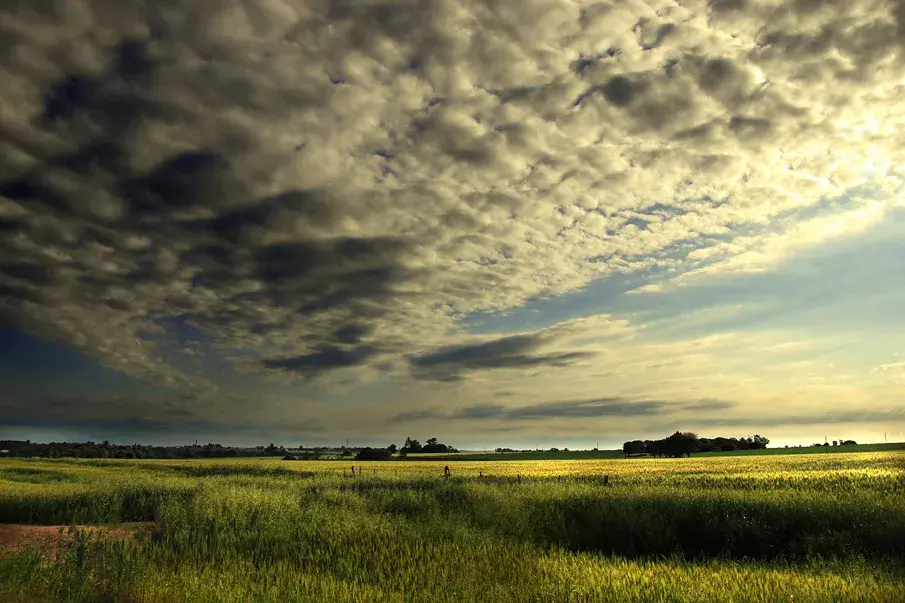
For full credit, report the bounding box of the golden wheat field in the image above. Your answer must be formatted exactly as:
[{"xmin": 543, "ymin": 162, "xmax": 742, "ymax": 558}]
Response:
[{"xmin": 1, "ymin": 451, "xmax": 903, "ymax": 602}]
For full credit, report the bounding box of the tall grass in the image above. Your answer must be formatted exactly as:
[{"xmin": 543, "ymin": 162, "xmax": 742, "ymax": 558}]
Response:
[{"xmin": 1, "ymin": 452, "xmax": 903, "ymax": 602}]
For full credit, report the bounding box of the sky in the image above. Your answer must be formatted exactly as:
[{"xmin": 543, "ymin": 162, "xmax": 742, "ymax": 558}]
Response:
[{"xmin": 0, "ymin": 0, "xmax": 903, "ymax": 449}]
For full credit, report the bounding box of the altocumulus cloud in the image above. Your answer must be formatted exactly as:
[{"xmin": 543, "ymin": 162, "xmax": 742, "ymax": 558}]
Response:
[{"xmin": 0, "ymin": 0, "xmax": 903, "ymax": 421}]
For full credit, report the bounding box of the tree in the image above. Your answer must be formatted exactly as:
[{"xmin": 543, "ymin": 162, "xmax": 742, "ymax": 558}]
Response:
[
  {"xmin": 751, "ymin": 435, "xmax": 770, "ymax": 449},
  {"xmin": 422, "ymin": 438, "xmax": 455, "ymax": 453},
  {"xmin": 387, "ymin": 444, "xmax": 398, "ymax": 454},
  {"xmin": 623, "ymin": 440, "xmax": 645, "ymax": 455},
  {"xmin": 403, "ymin": 437, "xmax": 422, "ymax": 453},
  {"xmin": 355, "ymin": 447, "xmax": 391, "ymax": 461},
  {"xmin": 663, "ymin": 432, "xmax": 698, "ymax": 457}
]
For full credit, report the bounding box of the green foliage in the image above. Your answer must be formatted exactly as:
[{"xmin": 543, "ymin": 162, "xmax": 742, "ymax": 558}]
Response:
[
  {"xmin": 401, "ymin": 437, "xmax": 458, "ymax": 454},
  {"xmin": 354, "ymin": 447, "xmax": 392, "ymax": 461}
]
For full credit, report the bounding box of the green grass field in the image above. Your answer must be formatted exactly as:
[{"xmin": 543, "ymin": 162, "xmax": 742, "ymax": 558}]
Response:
[{"xmin": 1, "ymin": 452, "xmax": 903, "ymax": 602}]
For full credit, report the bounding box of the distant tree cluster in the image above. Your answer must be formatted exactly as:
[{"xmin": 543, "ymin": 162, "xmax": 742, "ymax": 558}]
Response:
[
  {"xmin": 400, "ymin": 437, "xmax": 458, "ymax": 455},
  {"xmin": 354, "ymin": 447, "xmax": 393, "ymax": 461},
  {"xmin": 263, "ymin": 443, "xmax": 287, "ymax": 456},
  {"xmin": 622, "ymin": 432, "xmax": 771, "ymax": 458},
  {"xmin": 0, "ymin": 440, "xmax": 275, "ymax": 459},
  {"xmin": 0, "ymin": 438, "xmax": 470, "ymax": 461},
  {"xmin": 699, "ymin": 434, "xmax": 770, "ymax": 452},
  {"xmin": 811, "ymin": 440, "xmax": 857, "ymax": 447}
]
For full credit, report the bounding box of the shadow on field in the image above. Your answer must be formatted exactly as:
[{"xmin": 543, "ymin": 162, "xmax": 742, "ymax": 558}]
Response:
[
  {"xmin": 0, "ymin": 483, "xmax": 196, "ymax": 525},
  {"xmin": 357, "ymin": 479, "xmax": 905, "ymax": 562}
]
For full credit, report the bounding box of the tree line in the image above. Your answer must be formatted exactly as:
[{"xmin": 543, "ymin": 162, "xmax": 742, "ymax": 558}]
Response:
[
  {"xmin": 351, "ymin": 437, "xmax": 458, "ymax": 461},
  {"xmin": 622, "ymin": 432, "xmax": 771, "ymax": 457},
  {"xmin": 0, "ymin": 437, "xmax": 461, "ymax": 460},
  {"xmin": 0, "ymin": 440, "xmax": 281, "ymax": 459}
]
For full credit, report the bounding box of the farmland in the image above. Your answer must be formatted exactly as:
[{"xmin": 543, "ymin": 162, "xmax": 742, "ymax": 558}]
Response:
[
  {"xmin": 1, "ymin": 452, "xmax": 904, "ymax": 602},
  {"xmin": 406, "ymin": 442, "xmax": 905, "ymax": 461}
]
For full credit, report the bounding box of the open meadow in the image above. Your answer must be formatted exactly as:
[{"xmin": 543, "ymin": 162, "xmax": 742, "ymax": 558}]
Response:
[{"xmin": 1, "ymin": 451, "xmax": 904, "ymax": 602}]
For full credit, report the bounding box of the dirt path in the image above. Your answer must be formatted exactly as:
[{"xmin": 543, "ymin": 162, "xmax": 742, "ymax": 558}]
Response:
[{"xmin": 0, "ymin": 522, "xmax": 154, "ymax": 560}]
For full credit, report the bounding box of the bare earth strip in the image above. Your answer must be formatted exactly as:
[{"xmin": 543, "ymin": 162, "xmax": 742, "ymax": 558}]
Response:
[{"xmin": 0, "ymin": 523, "xmax": 154, "ymax": 561}]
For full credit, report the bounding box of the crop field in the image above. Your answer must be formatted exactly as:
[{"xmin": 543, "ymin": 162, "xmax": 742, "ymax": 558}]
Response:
[{"xmin": 1, "ymin": 452, "xmax": 903, "ymax": 602}]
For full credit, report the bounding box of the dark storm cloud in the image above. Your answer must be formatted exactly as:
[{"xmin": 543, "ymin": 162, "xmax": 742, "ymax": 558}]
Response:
[
  {"xmin": 389, "ymin": 410, "xmax": 445, "ymax": 423},
  {"xmin": 409, "ymin": 333, "xmax": 596, "ymax": 381},
  {"xmin": 450, "ymin": 404, "xmax": 507, "ymax": 419},
  {"xmin": 261, "ymin": 344, "xmax": 379, "ymax": 377},
  {"xmin": 396, "ymin": 397, "xmax": 736, "ymax": 423},
  {"xmin": 508, "ymin": 397, "xmax": 666, "ymax": 419},
  {"xmin": 253, "ymin": 236, "xmax": 415, "ymax": 316},
  {"xmin": 0, "ymin": 27, "xmax": 418, "ymax": 388},
  {"xmin": 332, "ymin": 324, "xmax": 372, "ymax": 345}
]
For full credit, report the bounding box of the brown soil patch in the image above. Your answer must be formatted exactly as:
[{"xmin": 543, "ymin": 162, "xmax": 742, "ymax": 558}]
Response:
[{"xmin": 0, "ymin": 522, "xmax": 154, "ymax": 561}]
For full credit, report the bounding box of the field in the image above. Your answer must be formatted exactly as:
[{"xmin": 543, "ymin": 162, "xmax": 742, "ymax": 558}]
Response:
[
  {"xmin": 1, "ymin": 452, "xmax": 903, "ymax": 602},
  {"xmin": 408, "ymin": 443, "xmax": 905, "ymax": 461}
]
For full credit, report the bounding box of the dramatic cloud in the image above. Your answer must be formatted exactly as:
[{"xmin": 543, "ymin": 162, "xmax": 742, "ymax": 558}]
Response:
[
  {"xmin": 390, "ymin": 409, "xmax": 445, "ymax": 423},
  {"xmin": 263, "ymin": 344, "xmax": 380, "ymax": 377},
  {"xmin": 1, "ymin": 0, "xmax": 903, "ymax": 443},
  {"xmin": 507, "ymin": 397, "xmax": 665, "ymax": 419},
  {"xmin": 450, "ymin": 404, "xmax": 508, "ymax": 420},
  {"xmin": 410, "ymin": 332, "xmax": 597, "ymax": 381},
  {"xmin": 393, "ymin": 397, "xmax": 734, "ymax": 422}
]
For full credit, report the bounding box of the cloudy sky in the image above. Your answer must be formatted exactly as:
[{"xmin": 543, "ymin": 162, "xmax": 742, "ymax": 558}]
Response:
[{"xmin": 1, "ymin": 0, "xmax": 903, "ymax": 449}]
